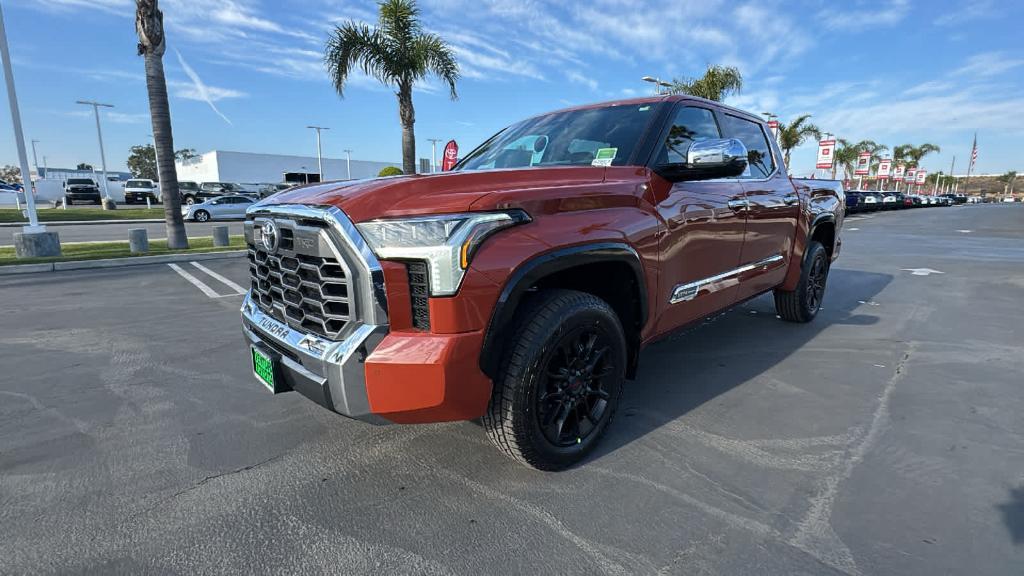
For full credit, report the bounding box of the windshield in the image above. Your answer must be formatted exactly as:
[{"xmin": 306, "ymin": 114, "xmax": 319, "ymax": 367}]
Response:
[
  {"xmin": 179, "ymin": 182, "xmax": 198, "ymax": 191},
  {"xmin": 457, "ymin": 103, "xmax": 661, "ymax": 171},
  {"xmin": 127, "ymin": 180, "xmax": 152, "ymax": 188},
  {"xmin": 67, "ymin": 179, "xmax": 94, "ymax": 185}
]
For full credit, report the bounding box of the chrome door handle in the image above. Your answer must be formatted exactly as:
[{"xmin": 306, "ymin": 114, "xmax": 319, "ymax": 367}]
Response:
[
  {"xmin": 727, "ymin": 199, "xmax": 747, "ymax": 211},
  {"xmin": 783, "ymin": 193, "xmax": 800, "ymax": 205}
]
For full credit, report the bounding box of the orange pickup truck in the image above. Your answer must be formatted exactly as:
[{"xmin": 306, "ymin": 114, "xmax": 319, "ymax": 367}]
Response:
[{"xmin": 241, "ymin": 95, "xmax": 844, "ymax": 470}]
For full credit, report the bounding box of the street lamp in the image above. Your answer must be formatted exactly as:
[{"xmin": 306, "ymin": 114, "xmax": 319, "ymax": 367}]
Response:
[
  {"xmin": 307, "ymin": 125, "xmax": 329, "ymax": 181},
  {"xmin": 641, "ymin": 76, "xmax": 673, "ymax": 95},
  {"xmin": 427, "ymin": 138, "xmax": 442, "ymax": 173},
  {"xmin": 30, "ymin": 139, "xmax": 39, "ymax": 176},
  {"xmin": 0, "ymin": 3, "xmax": 43, "ymax": 231},
  {"xmin": 76, "ymin": 99, "xmax": 114, "ymax": 205},
  {"xmin": 343, "ymin": 149, "xmax": 352, "ymax": 180}
]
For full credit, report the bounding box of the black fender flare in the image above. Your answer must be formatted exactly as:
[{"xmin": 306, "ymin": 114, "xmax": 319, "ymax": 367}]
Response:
[
  {"xmin": 809, "ymin": 212, "xmax": 836, "ymax": 247},
  {"xmin": 479, "ymin": 242, "xmax": 648, "ymax": 379}
]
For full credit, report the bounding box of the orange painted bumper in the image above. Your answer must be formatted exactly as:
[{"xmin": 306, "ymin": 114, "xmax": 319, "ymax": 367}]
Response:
[{"xmin": 364, "ymin": 330, "xmax": 493, "ymax": 424}]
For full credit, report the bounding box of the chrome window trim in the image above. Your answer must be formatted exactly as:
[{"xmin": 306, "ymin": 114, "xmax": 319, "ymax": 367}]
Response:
[{"xmin": 670, "ymin": 254, "xmax": 785, "ymax": 304}]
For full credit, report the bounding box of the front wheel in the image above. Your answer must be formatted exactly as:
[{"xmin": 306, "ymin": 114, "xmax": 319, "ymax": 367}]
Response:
[
  {"xmin": 483, "ymin": 289, "xmax": 626, "ymax": 471},
  {"xmin": 194, "ymin": 210, "xmax": 210, "ymax": 222},
  {"xmin": 774, "ymin": 241, "xmax": 830, "ymax": 323}
]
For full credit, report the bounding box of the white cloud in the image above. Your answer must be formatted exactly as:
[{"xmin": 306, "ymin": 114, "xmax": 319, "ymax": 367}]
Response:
[
  {"xmin": 169, "ymin": 81, "xmax": 246, "ymax": 102},
  {"xmin": 819, "ymin": 0, "xmax": 910, "ymax": 31},
  {"xmin": 934, "ymin": 0, "xmax": 995, "ymax": 26},
  {"xmin": 566, "ymin": 70, "xmax": 598, "ymax": 91},
  {"xmin": 954, "ymin": 51, "xmax": 1024, "ymax": 77},
  {"xmin": 174, "ymin": 49, "xmax": 234, "ymax": 125},
  {"xmin": 903, "ymin": 80, "xmax": 955, "ymax": 96}
]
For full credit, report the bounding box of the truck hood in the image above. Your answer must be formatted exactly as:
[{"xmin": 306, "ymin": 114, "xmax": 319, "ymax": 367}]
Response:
[{"xmin": 262, "ymin": 167, "xmax": 609, "ymax": 223}]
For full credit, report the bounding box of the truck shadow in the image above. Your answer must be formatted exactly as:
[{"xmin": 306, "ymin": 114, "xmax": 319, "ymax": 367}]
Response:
[
  {"xmin": 592, "ymin": 267, "xmax": 893, "ymax": 460},
  {"xmin": 997, "ymin": 485, "xmax": 1024, "ymax": 545}
]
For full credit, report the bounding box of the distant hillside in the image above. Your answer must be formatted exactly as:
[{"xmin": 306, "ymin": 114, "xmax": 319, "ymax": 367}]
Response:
[{"xmin": 959, "ymin": 175, "xmax": 1018, "ymax": 198}]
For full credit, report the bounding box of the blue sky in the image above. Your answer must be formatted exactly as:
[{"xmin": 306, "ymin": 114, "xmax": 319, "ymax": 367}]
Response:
[{"xmin": 1, "ymin": 0, "xmax": 1021, "ymax": 177}]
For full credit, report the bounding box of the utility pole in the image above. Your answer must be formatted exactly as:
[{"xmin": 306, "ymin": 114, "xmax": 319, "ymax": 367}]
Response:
[
  {"xmin": 343, "ymin": 149, "xmax": 352, "ymax": 180},
  {"xmin": 30, "ymin": 138, "xmax": 39, "ymax": 176},
  {"xmin": 948, "ymin": 156, "xmax": 956, "ymax": 195},
  {"xmin": 76, "ymin": 100, "xmax": 114, "ymax": 205},
  {"xmin": 0, "ymin": 3, "xmax": 42, "ymax": 230},
  {"xmin": 307, "ymin": 125, "xmax": 329, "ymax": 181},
  {"xmin": 427, "ymin": 138, "xmax": 442, "ymax": 173}
]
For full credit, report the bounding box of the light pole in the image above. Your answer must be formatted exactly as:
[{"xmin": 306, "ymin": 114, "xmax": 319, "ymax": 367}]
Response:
[
  {"xmin": 0, "ymin": 3, "xmax": 42, "ymax": 231},
  {"xmin": 427, "ymin": 138, "xmax": 442, "ymax": 173},
  {"xmin": 641, "ymin": 76, "xmax": 673, "ymax": 95},
  {"xmin": 76, "ymin": 99, "xmax": 114, "ymax": 205},
  {"xmin": 761, "ymin": 112, "xmax": 779, "ymax": 141},
  {"xmin": 343, "ymin": 149, "xmax": 352, "ymax": 180},
  {"xmin": 30, "ymin": 138, "xmax": 39, "ymax": 176},
  {"xmin": 307, "ymin": 125, "xmax": 329, "ymax": 181}
]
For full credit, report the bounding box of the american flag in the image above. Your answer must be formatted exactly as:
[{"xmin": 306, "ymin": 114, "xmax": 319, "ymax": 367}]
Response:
[{"xmin": 969, "ymin": 133, "xmax": 978, "ymax": 173}]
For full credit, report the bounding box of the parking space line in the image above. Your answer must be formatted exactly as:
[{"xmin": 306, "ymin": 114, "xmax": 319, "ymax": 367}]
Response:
[
  {"xmin": 190, "ymin": 261, "xmax": 247, "ymax": 295},
  {"xmin": 167, "ymin": 263, "xmax": 223, "ymax": 298}
]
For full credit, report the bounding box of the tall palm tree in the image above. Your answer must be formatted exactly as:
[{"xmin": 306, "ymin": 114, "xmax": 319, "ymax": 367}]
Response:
[
  {"xmin": 325, "ymin": 0, "xmax": 459, "ymax": 176},
  {"xmin": 832, "ymin": 139, "xmax": 861, "ymax": 180},
  {"xmin": 906, "ymin": 143, "xmax": 940, "ymax": 168},
  {"xmin": 667, "ymin": 65, "xmax": 742, "ymax": 102},
  {"xmin": 777, "ymin": 114, "xmax": 821, "ymax": 169},
  {"xmin": 136, "ymin": 0, "xmax": 187, "ymax": 248}
]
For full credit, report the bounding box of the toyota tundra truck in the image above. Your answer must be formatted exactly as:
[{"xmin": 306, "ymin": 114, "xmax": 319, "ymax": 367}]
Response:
[{"xmin": 241, "ymin": 96, "xmax": 844, "ymax": 470}]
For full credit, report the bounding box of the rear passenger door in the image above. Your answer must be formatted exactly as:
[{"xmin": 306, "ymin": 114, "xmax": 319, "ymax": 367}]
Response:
[
  {"xmin": 719, "ymin": 113, "xmax": 798, "ymax": 301},
  {"xmin": 650, "ymin": 104, "xmax": 748, "ymax": 336}
]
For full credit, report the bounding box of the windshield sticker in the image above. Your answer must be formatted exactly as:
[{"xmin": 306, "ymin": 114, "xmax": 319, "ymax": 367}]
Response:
[
  {"xmin": 638, "ymin": 106, "xmax": 651, "ymax": 112},
  {"xmin": 592, "ymin": 147, "xmax": 618, "ymax": 167}
]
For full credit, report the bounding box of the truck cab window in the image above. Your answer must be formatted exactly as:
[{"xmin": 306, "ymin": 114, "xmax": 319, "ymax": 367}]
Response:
[
  {"xmin": 721, "ymin": 114, "xmax": 776, "ymax": 179},
  {"xmin": 657, "ymin": 106, "xmax": 721, "ymax": 165}
]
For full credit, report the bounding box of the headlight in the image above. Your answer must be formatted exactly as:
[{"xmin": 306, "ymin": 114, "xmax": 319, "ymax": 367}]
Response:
[{"xmin": 356, "ymin": 210, "xmax": 530, "ymax": 296}]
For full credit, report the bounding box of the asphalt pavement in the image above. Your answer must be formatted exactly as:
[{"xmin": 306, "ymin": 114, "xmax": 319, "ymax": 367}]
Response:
[
  {"xmin": 0, "ymin": 220, "xmax": 246, "ymax": 245},
  {"xmin": 1, "ymin": 204, "xmax": 1022, "ymax": 575}
]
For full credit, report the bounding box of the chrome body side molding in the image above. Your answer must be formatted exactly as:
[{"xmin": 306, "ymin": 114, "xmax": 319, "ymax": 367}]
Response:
[{"xmin": 670, "ymin": 254, "xmax": 785, "ymax": 304}]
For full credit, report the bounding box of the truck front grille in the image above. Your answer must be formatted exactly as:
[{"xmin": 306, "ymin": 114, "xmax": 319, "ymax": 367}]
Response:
[
  {"xmin": 407, "ymin": 261, "xmax": 431, "ymax": 330},
  {"xmin": 248, "ymin": 244, "xmax": 351, "ymax": 340}
]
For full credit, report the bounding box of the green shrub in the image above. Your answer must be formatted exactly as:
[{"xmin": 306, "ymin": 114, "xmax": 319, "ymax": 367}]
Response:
[{"xmin": 378, "ymin": 166, "xmax": 404, "ymax": 177}]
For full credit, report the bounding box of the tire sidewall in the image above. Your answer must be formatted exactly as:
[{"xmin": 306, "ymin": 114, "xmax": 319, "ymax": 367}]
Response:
[
  {"xmin": 196, "ymin": 210, "xmax": 209, "ymax": 222},
  {"xmin": 799, "ymin": 242, "xmax": 829, "ymax": 319}
]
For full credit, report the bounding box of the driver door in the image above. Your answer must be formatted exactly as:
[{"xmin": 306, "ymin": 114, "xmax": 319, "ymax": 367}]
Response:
[{"xmin": 650, "ymin": 104, "xmax": 748, "ymax": 336}]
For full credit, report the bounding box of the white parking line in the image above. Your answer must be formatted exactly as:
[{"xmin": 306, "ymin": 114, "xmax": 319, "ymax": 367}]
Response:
[
  {"xmin": 190, "ymin": 261, "xmax": 247, "ymax": 295},
  {"xmin": 167, "ymin": 263, "xmax": 223, "ymax": 298}
]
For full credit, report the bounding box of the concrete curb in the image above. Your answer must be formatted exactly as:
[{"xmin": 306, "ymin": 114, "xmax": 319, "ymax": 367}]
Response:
[
  {"xmin": 0, "ymin": 250, "xmax": 246, "ymax": 276},
  {"xmin": 0, "ymin": 219, "xmax": 164, "ymax": 228}
]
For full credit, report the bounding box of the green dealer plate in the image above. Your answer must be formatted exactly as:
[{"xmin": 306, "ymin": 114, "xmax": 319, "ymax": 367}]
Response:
[{"xmin": 251, "ymin": 347, "xmax": 276, "ymax": 392}]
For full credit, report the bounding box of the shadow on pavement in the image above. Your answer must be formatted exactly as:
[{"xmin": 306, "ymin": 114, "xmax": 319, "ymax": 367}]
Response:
[
  {"xmin": 997, "ymin": 485, "xmax": 1024, "ymax": 545},
  {"xmin": 594, "ymin": 268, "xmax": 894, "ymax": 460}
]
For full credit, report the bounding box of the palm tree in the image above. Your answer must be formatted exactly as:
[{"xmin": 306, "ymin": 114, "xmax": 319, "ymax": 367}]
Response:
[
  {"xmin": 667, "ymin": 65, "xmax": 742, "ymax": 102},
  {"xmin": 832, "ymin": 139, "xmax": 861, "ymax": 180},
  {"xmin": 905, "ymin": 143, "xmax": 940, "ymax": 168},
  {"xmin": 325, "ymin": 0, "xmax": 459, "ymax": 176},
  {"xmin": 777, "ymin": 114, "xmax": 821, "ymax": 169},
  {"xmin": 136, "ymin": 0, "xmax": 187, "ymax": 248}
]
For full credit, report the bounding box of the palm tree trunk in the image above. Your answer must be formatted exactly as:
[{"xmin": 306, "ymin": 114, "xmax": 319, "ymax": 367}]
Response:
[
  {"xmin": 398, "ymin": 83, "xmax": 416, "ymax": 175},
  {"xmin": 144, "ymin": 52, "xmax": 188, "ymax": 248},
  {"xmin": 784, "ymin": 149, "xmax": 791, "ymax": 169}
]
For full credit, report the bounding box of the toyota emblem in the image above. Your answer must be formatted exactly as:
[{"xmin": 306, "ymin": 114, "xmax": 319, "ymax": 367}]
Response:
[{"xmin": 260, "ymin": 220, "xmax": 280, "ymax": 253}]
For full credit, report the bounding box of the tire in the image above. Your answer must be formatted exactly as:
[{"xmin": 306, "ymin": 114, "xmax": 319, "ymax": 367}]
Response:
[
  {"xmin": 194, "ymin": 210, "xmax": 210, "ymax": 222},
  {"xmin": 774, "ymin": 241, "xmax": 830, "ymax": 323},
  {"xmin": 483, "ymin": 289, "xmax": 626, "ymax": 471},
  {"xmin": 184, "ymin": 196, "xmax": 196, "ymax": 206}
]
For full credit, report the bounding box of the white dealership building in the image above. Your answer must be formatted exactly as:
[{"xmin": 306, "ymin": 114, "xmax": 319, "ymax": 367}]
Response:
[{"xmin": 175, "ymin": 150, "xmax": 404, "ymax": 185}]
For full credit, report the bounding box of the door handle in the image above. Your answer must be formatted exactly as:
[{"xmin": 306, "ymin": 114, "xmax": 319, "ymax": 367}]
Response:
[
  {"xmin": 727, "ymin": 199, "xmax": 747, "ymax": 211},
  {"xmin": 783, "ymin": 193, "xmax": 800, "ymax": 206}
]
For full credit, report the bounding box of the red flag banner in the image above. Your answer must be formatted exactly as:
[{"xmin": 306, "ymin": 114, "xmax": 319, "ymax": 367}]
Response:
[
  {"xmin": 854, "ymin": 151, "xmax": 871, "ymax": 176},
  {"xmin": 441, "ymin": 140, "xmax": 459, "ymax": 172},
  {"xmin": 877, "ymin": 159, "xmax": 892, "ymax": 180},
  {"xmin": 816, "ymin": 139, "xmax": 836, "ymax": 170},
  {"xmin": 893, "ymin": 164, "xmax": 905, "ymax": 180}
]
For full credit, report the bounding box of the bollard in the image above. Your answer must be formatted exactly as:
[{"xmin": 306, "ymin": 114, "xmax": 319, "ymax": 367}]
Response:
[
  {"xmin": 212, "ymin": 225, "xmax": 230, "ymax": 247},
  {"xmin": 128, "ymin": 228, "xmax": 149, "ymax": 254},
  {"xmin": 62, "ymin": 197, "xmax": 67, "ymax": 210},
  {"xmin": 146, "ymin": 197, "xmax": 151, "ymax": 209}
]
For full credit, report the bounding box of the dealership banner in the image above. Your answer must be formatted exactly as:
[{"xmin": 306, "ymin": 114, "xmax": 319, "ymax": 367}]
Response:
[
  {"xmin": 854, "ymin": 152, "xmax": 871, "ymax": 176},
  {"xmin": 877, "ymin": 159, "xmax": 892, "ymax": 180},
  {"xmin": 915, "ymin": 169, "xmax": 927, "ymax": 184},
  {"xmin": 893, "ymin": 164, "xmax": 905, "ymax": 180},
  {"xmin": 816, "ymin": 139, "xmax": 836, "ymax": 170},
  {"xmin": 441, "ymin": 140, "xmax": 459, "ymax": 171},
  {"xmin": 905, "ymin": 168, "xmax": 917, "ymax": 183},
  {"xmin": 767, "ymin": 119, "xmax": 779, "ymax": 140}
]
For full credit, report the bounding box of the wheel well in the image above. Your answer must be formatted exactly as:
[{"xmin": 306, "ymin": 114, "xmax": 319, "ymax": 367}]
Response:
[{"xmin": 811, "ymin": 221, "xmax": 836, "ymax": 258}]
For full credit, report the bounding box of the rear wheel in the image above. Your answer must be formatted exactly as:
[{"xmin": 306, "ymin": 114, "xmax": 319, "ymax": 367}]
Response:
[
  {"xmin": 184, "ymin": 196, "xmax": 196, "ymax": 205},
  {"xmin": 194, "ymin": 210, "xmax": 210, "ymax": 222},
  {"xmin": 483, "ymin": 289, "xmax": 626, "ymax": 471},
  {"xmin": 774, "ymin": 241, "xmax": 829, "ymax": 323}
]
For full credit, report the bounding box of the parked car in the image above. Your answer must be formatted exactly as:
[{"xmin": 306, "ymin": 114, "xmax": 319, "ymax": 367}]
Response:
[
  {"xmin": 182, "ymin": 194, "xmax": 255, "ymax": 221},
  {"xmin": 240, "ymin": 95, "xmax": 845, "ymax": 470},
  {"xmin": 258, "ymin": 183, "xmax": 294, "ymax": 199},
  {"xmin": 178, "ymin": 181, "xmax": 201, "ymax": 205},
  {"xmin": 198, "ymin": 182, "xmax": 247, "ymax": 202},
  {"xmin": 0, "ymin": 179, "xmax": 23, "ymax": 192},
  {"xmin": 859, "ymin": 191, "xmax": 881, "ymax": 210},
  {"xmin": 124, "ymin": 179, "xmax": 158, "ymax": 204},
  {"xmin": 63, "ymin": 178, "xmax": 102, "ymax": 205},
  {"xmin": 1002, "ymin": 197, "xmax": 1016, "ymax": 203},
  {"xmin": 844, "ymin": 191, "xmax": 862, "ymax": 213},
  {"xmin": 881, "ymin": 192, "xmax": 905, "ymax": 209}
]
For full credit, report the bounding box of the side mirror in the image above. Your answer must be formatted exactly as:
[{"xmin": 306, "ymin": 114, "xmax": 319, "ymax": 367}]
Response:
[{"xmin": 656, "ymin": 138, "xmax": 749, "ymax": 182}]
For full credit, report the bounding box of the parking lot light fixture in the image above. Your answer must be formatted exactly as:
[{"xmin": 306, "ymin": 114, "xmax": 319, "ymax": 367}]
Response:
[
  {"xmin": 76, "ymin": 100, "xmax": 114, "ymax": 203},
  {"xmin": 307, "ymin": 126, "xmax": 329, "ymax": 181},
  {"xmin": 0, "ymin": 3, "xmax": 42, "ymax": 231},
  {"xmin": 343, "ymin": 149, "xmax": 352, "ymax": 180},
  {"xmin": 641, "ymin": 76, "xmax": 673, "ymax": 95}
]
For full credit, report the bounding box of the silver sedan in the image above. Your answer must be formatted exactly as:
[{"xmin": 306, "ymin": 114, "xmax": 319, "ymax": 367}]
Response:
[{"xmin": 181, "ymin": 195, "xmax": 256, "ymax": 222}]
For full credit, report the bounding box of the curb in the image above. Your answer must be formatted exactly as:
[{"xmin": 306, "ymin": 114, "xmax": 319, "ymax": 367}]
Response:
[
  {"xmin": 0, "ymin": 219, "xmax": 165, "ymax": 228},
  {"xmin": 0, "ymin": 250, "xmax": 246, "ymax": 276}
]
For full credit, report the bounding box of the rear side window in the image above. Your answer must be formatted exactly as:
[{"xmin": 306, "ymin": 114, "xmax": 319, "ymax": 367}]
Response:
[
  {"xmin": 721, "ymin": 114, "xmax": 776, "ymax": 179},
  {"xmin": 657, "ymin": 106, "xmax": 721, "ymax": 165}
]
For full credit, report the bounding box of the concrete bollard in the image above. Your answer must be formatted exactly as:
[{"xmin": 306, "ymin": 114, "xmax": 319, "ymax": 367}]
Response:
[
  {"xmin": 212, "ymin": 225, "xmax": 230, "ymax": 247},
  {"xmin": 128, "ymin": 228, "xmax": 149, "ymax": 254},
  {"xmin": 14, "ymin": 231, "xmax": 61, "ymax": 258}
]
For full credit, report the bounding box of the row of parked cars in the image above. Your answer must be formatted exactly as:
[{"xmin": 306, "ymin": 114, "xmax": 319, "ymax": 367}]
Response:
[
  {"xmin": 845, "ymin": 191, "xmax": 968, "ymax": 213},
  {"xmin": 60, "ymin": 178, "xmax": 294, "ymax": 206}
]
